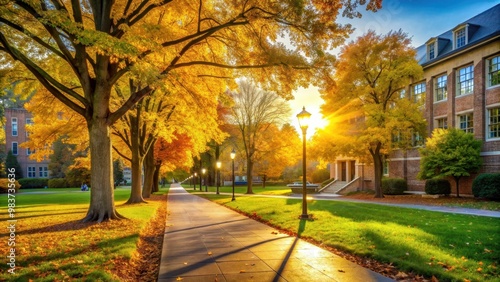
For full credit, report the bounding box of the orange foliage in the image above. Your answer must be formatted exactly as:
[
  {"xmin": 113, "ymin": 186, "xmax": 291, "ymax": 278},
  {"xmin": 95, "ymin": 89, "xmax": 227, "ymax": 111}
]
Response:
[{"xmin": 155, "ymin": 134, "xmax": 193, "ymax": 173}]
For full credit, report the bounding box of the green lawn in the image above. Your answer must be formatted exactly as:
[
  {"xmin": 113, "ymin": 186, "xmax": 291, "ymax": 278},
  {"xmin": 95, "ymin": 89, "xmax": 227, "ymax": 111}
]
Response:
[
  {"xmin": 182, "ymin": 183, "xmax": 292, "ymax": 195},
  {"xmin": 196, "ymin": 193, "xmax": 500, "ymax": 282},
  {"xmin": 0, "ymin": 186, "xmax": 168, "ymax": 281}
]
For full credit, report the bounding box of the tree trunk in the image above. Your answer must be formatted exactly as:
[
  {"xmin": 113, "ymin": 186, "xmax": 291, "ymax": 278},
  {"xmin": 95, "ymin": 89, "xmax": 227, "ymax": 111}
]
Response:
[
  {"xmin": 152, "ymin": 164, "xmax": 160, "ymax": 193},
  {"xmin": 262, "ymin": 175, "xmax": 267, "ymax": 189},
  {"xmin": 246, "ymin": 159, "xmax": 254, "ymax": 194},
  {"xmin": 127, "ymin": 113, "xmax": 145, "ymax": 204},
  {"xmin": 454, "ymin": 176, "xmax": 461, "ymax": 198},
  {"xmin": 83, "ymin": 114, "xmax": 123, "ymax": 222},
  {"xmin": 142, "ymin": 146, "xmax": 156, "ymax": 198},
  {"xmin": 371, "ymin": 142, "xmax": 384, "ymax": 198}
]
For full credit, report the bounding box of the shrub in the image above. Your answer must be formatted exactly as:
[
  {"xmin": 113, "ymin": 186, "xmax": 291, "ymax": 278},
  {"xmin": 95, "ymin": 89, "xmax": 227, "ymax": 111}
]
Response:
[
  {"xmin": 18, "ymin": 178, "xmax": 49, "ymax": 189},
  {"xmin": 0, "ymin": 178, "xmax": 21, "ymax": 193},
  {"xmin": 65, "ymin": 167, "xmax": 91, "ymax": 188},
  {"xmin": 472, "ymin": 173, "xmax": 500, "ymax": 200},
  {"xmin": 48, "ymin": 178, "xmax": 68, "ymax": 188},
  {"xmin": 425, "ymin": 178, "xmax": 451, "ymax": 195},
  {"xmin": 382, "ymin": 178, "xmax": 407, "ymax": 195}
]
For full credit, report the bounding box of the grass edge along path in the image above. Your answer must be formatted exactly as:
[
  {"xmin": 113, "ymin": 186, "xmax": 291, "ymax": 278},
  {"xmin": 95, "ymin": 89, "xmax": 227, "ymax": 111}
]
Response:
[
  {"xmin": 195, "ymin": 193, "xmax": 499, "ymax": 282},
  {"xmin": 0, "ymin": 187, "xmax": 169, "ymax": 281}
]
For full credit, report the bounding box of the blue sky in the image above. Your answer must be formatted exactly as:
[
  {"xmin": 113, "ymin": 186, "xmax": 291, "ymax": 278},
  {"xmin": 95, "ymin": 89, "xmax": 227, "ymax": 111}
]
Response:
[
  {"xmin": 342, "ymin": 0, "xmax": 500, "ymax": 47},
  {"xmin": 289, "ymin": 0, "xmax": 500, "ymax": 134}
]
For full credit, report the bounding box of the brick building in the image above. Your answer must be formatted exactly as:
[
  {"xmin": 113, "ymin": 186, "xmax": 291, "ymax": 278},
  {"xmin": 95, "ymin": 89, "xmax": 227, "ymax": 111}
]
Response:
[
  {"xmin": 329, "ymin": 4, "xmax": 500, "ymax": 195},
  {"xmin": 4, "ymin": 108, "xmax": 49, "ymax": 178}
]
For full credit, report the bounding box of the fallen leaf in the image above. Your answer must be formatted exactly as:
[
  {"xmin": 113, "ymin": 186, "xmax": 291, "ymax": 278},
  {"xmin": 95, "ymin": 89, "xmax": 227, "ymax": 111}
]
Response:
[
  {"xmin": 207, "ymin": 252, "xmax": 213, "ymax": 256},
  {"xmin": 477, "ymin": 267, "xmax": 482, "ymax": 272},
  {"xmin": 338, "ymin": 269, "xmax": 345, "ymax": 273},
  {"xmin": 183, "ymin": 262, "xmax": 188, "ymax": 265},
  {"xmin": 240, "ymin": 270, "xmax": 246, "ymax": 273},
  {"xmin": 176, "ymin": 277, "xmax": 183, "ymax": 281},
  {"xmin": 431, "ymin": 275, "xmax": 439, "ymax": 282}
]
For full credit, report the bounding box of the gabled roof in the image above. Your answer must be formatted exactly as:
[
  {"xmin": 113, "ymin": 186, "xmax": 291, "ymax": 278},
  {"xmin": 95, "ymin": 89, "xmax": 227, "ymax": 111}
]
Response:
[{"xmin": 416, "ymin": 4, "xmax": 500, "ymax": 66}]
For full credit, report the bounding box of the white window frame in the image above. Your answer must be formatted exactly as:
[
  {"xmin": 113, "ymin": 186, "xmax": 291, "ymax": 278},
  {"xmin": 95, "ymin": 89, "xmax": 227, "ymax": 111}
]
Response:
[
  {"xmin": 434, "ymin": 74, "xmax": 447, "ymax": 102},
  {"xmin": 412, "ymin": 81, "xmax": 426, "ymax": 103},
  {"xmin": 486, "ymin": 55, "xmax": 500, "ymax": 88},
  {"xmin": 454, "ymin": 26, "xmax": 467, "ymax": 49},
  {"xmin": 456, "ymin": 65, "xmax": 474, "ymax": 96},
  {"xmin": 427, "ymin": 41, "xmax": 436, "ymax": 60},
  {"xmin": 435, "ymin": 117, "xmax": 448, "ymax": 129},
  {"xmin": 12, "ymin": 142, "xmax": 18, "ymax": 155},
  {"xmin": 26, "ymin": 118, "xmax": 33, "ymax": 137},
  {"xmin": 28, "ymin": 166, "xmax": 36, "ymax": 178},
  {"xmin": 39, "ymin": 166, "xmax": 48, "ymax": 178},
  {"xmin": 457, "ymin": 112, "xmax": 474, "ymax": 133},
  {"xmin": 11, "ymin": 117, "xmax": 18, "ymax": 136},
  {"xmin": 487, "ymin": 106, "xmax": 500, "ymax": 140}
]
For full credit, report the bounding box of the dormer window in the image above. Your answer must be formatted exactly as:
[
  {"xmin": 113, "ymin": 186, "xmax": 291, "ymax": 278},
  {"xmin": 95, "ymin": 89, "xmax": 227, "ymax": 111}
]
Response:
[
  {"xmin": 455, "ymin": 27, "xmax": 466, "ymax": 48},
  {"xmin": 428, "ymin": 43, "xmax": 435, "ymax": 60}
]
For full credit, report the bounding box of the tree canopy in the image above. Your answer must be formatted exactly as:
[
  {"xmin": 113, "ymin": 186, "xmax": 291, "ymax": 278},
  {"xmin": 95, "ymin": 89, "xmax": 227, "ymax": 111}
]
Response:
[
  {"xmin": 419, "ymin": 128, "xmax": 482, "ymax": 197},
  {"xmin": 0, "ymin": 0, "xmax": 381, "ymax": 221},
  {"xmin": 313, "ymin": 30, "xmax": 425, "ymax": 197}
]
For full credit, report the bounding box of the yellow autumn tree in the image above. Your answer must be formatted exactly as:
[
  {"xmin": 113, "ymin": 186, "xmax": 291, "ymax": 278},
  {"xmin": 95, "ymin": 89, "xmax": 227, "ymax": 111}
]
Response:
[
  {"xmin": 0, "ymin": 0, "xmax": 381, "ymax": 222},
  {"xmin": 313, "ymin": 30, "xmax": 426, "ymax": 198}
]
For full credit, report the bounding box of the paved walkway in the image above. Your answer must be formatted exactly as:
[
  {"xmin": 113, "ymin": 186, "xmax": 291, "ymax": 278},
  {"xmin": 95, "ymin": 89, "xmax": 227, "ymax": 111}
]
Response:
[{"xmin": 158, "ymin": 184, "xmax": 394, "ymax": 282}]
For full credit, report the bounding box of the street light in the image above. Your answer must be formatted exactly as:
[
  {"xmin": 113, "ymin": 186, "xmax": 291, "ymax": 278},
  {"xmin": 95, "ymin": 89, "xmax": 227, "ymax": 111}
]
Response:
[
  {"xmin": 216, "ymin": 160, "xmax": 222, "ymax": 194},
  {"xmin": 194, "ymin": 172, "xmax": 197, "ymax": 191},
  {"xmin": 297, "ymin": 106, "xmax": 311, "ymax": 219},
  {"xmin": 230, "ymin": 149, "xmax": 236, "ymax": 201},
  {"xmin": 202, "ymin": 168, "xmax": 207, "ymax": 192}
]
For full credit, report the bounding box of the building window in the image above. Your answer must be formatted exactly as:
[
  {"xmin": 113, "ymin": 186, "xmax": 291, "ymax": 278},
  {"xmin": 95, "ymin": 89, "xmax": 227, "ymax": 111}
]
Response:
[
  {"xmin": 28, "ymin": 167, "xmax": 36, "ymax": 178},
  {"xmin": 458, "ymin": 113, "xmax": 474, "ymax": 133},
  {"xmin": 455, "ymin": 27, "xmax": 466, "ymax": 48},
  {"xmin": 383, "ymin": 160, "xmax": 389, "ymax": 176},
  {"xmin": 26, "ymin": 118, "xmax": 33, "ymax": 137},
  {"xmin": 428, "ymin": 42, "xmax": 435, "ymax": 60},
  {"xmin": 12, "ymin": 142, "xmax": 18, "ymax": 155},
  {"xmin": 412, "ymin": 82, "xmax": 426, "ymax": 103},
  {"xmin": 487, "ymin": 55, "xmax": 500, "ymax": 87},
  {"xmin": 399, "ymin": 89, "xmax": 406, "ymax": 99},
  {"xmin": 26, "ymin": 148, "xmax": 32, "ymax": 155},
  {"xmin": 488, "ymin": 107, "xmax": 500, "ymax": 139},
  {"xmin": 39, "ymin": 167, "xmax": 48, "ymax": 178},
  {"xmin": 11, "ymin": 118, "xmax": 18, "ymax": 136},
  {"xmin": 412, "ymin": 132, "xmax": 424, "ymax": 147},
  {"xmin": 436, "ymin": 118, "xmax": 448, "ymax": 129},
  {"xmin": 434, "ymin": 74, "xmax": 447, "ymax": 102},
  {"xmin": 457, "ymin": 65, "xmax": 474, "ymax": 96}
]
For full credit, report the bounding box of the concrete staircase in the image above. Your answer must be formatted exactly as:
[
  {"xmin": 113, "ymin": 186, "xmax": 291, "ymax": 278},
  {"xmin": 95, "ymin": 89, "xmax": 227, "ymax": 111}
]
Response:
[{"xmin": 321, "ymin": 181, "xmax": 348, "ymax": 194}]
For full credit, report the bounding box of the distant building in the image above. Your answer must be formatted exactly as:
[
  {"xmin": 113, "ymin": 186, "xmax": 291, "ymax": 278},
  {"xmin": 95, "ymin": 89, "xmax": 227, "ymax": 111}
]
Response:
[
  {"xmin": 4, "ymin": 108, "xmax": 49, "ymax": 178},
  {"xmin": 329, "ymin": 4, "xmax": 500, "ymax": 195}
]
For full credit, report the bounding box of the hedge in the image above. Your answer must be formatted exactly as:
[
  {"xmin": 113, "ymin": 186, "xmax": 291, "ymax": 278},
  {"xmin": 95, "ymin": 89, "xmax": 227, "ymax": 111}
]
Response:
[
  {"xmin": 18, "ymin": 178, "xmax": 49, "ymax": 189},
  {"xmin": 425, "ymin": 179, "xmax": 451, "ymax": 195},
  {"xmin": 0, "ymin": 178, "xmax": 21, "ymax": 193},
  {"xmin": 472, "ymin": 173, "xmax": 500, "ymax": 200},
  {"xmin": 382, "ymin": 178, "xmax": 407, "ymax": 195},
  {"xmin": 48, "ymin": 178, "xmax": 68, "ymax": 188}
]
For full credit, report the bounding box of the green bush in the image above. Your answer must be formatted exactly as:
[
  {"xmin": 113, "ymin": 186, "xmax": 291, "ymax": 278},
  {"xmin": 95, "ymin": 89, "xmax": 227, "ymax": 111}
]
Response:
[
  {"xmin": 472, "ymin": 173, "xmax": 500, "ymax": 200},
  {"xmin": 425, "ymin": 178, "xmax": 451, "ymax": 195},
  {"xmin": 48, "ymin": 178, "xmax": 68, "ymax": 188},
  {"xmin": 0, "ymin": 178, "xmax": 21, "ymax": 193},
  {"xmin": 382, "ymin": 178, "xmax": 407, "ymax": 195},
  {"xmin": 18, "ymin": 178, "xmax": 49, "ymax": 189}
]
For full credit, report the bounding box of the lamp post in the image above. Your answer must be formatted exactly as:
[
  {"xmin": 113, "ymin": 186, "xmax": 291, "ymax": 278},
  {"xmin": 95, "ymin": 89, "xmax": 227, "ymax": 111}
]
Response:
[
  {"xmin": 230, "ymin": 149, "xmax": 236, "ymax": 201},
  {"xmin": 202, "ymin": 168, "xmax": 207, "ymax": 192},
  {"xmin": 297, "ymin": 106, "xmax": 311, "ymax": 219},
  {"xmin": 216, "ymin": 161, "xmax": 222, "ymax": 194},
  {"xmin": 194, "ymin": 172, "xmax": 197, "ymax": 191}
]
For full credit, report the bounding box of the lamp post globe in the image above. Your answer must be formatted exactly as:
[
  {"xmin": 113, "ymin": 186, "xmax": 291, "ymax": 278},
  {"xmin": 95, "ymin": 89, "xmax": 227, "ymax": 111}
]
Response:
[
  {"xmin": 296, "ymin": 106, "xmax": 311, "ymax": 219},
  {"xmin": 230, "ymin": 149, "xmax": 236, "ymax": 201},
  {"xmin": 202, "ymin": 168, "xmax": 207, "ymax": 192}
]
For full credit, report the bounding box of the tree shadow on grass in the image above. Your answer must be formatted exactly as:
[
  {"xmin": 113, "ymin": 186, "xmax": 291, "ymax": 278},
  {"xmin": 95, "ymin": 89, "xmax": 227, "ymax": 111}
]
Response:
[{"xmin": 14, "ymin": 234, "xmax": 137, "ymax": 281}]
